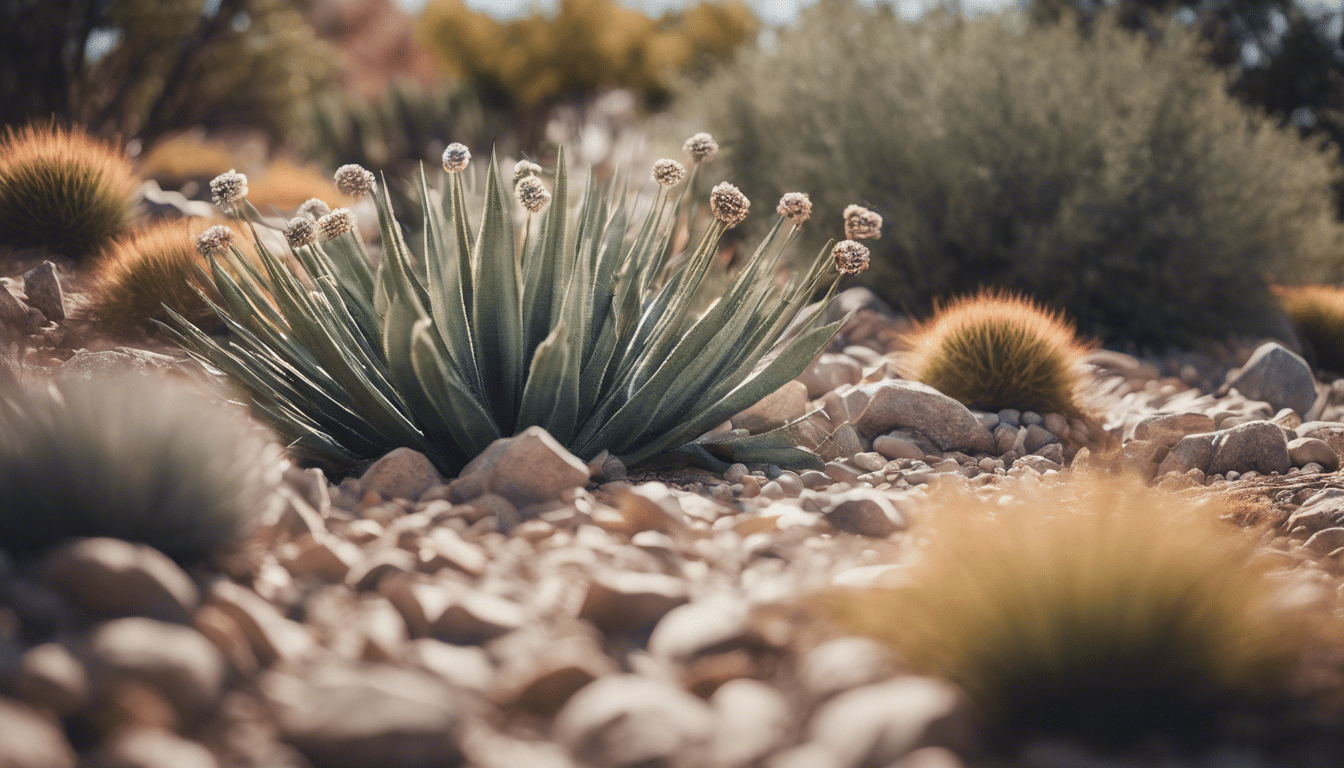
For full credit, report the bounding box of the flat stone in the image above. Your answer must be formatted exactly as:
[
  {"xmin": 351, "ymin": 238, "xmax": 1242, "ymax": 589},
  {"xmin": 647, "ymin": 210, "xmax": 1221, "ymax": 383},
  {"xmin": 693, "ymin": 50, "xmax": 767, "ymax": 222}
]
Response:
[
  {"xmin": 0, "ymin": 697, "xmax": 76, "ymax": 768},
  {"xmin": 1155, "ymin": 432, "xmax": 1218, "ymax": 476},
  {"xmin": 260, "ymin": 661, "xmax": 463, "ymax": 768},
  {"xmin": 433, "ymin": 591, "xmax": 527, "ymax": 645},
  {"xmin": 1287, "ymin": 489, "xmax": 1344, "ymax": 536},
  {"xmin": 1296, "ymin": 422, "xmax": 1344, "ymax": 458},
  {"xmin": 404, "ymin": 639, "xmax": 494, "ymax": 694},
  {"xmin": 1209, "ymin": 420, "xmax": 1292, "ymax": 477},
  {"xmin": 798, "ymin": 354, "xmax": 863, "ymax": 399},
  {"xmin": 873, "ymin": 435, "xmax": 924, "ymax": 461},
  {"xmin": 808, "ymin": 677, "xmax": 977, "ymax": 768},
  {"xmin": 825, "ymin": 489, "xmax": 906, "ymax": 538},
  {"xmin": 852, "ymin": 381, "xmax": 994, "ymax": 453},
  {"xmin": 709, "ymin": 680, "xmax": 793, "ymax": 768},
  {"xmin": 207, "ymin": 580, "xmax": 315, "ymax": 665},
  {"xmin": 12, "ymin": 644, "xmax": 90, "ymax": 717},
  {"xmin": 89, "ymin": 618, "xmax": 226, "ymax": 720},
  {"xmin": 1304, "ymin": 527, "xmax": 1344, "ymax": 557},
  {"xmin": 648, "ymin": 595, "xmax": 753, "ymax": 661},
  {"xmin": 1223, "ymin": 342, "xmax": 1319, "ymax": 418},
  {"xmin": 360, "ymin": 448, "xmax": 443, "ymax": 501},
  {"xmin": 798, "ymin": 637, "xmax": 896, "ymax": 702},
  {"xmin": 492, "ymin": 630, "xmax": 618, "ymax": 715},
  {"xmin": 96, "ymin": 727, "xmax": 219, "ymax": 768},
  {"xmin": 448, "ymin": 427, "xmax": 590, "ymax": 507},
  {"xmin": 734, "ymin": 381, "xmax": 808, "ymax": 433},
  {"xmin": 1288, "ymin": 437, "xmax": 1340, "ymax": 471},
  {"xmin": 22, "ymin": 262, "xmax": 64, "ymax": 322},
  {"xmin": 552, "ymin": 675, "xmax": 714, "ymax": 768},
  {"xmin": 579, "ymin": 569, "xmax": 690, "ymax": 634},
  {"xmin": 44, "ymin": 538, "xmax": 198, "ymax": 623},
  {"xmin": 1133, "ymin": 412, "xmax": 1216, "ymax": 447}
]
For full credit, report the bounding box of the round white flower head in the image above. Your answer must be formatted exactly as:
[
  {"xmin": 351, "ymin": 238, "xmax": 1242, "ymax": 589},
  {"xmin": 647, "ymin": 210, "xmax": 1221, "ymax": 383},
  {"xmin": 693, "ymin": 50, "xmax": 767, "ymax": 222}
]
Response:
[
  {"xmin": 442, "ymin": 143, "xmax": 471, "ymax": 174},
  {"xmin": 776, "ymin": 192, "xmax": 812, "ymax": 225},
  {"xmin": 832, "ymin": 240, "xmax": 871, "ymax": 276},
  {"xmin": 843, "ymin": 204, "xmax": 883, "ymax": 240},
  {"xmin": 709, "ymin": 181, "xmax": 749, "ymax": 228},
  {"xmin": 209, "ymin": 169, "xmax": 248, "ymax": 207},
  {"xmin": 652, "ymin": 159, "xmax": 686, "ymax": 187},
  {"xmin": 334, "ymin": 164, "xmax": 376, "ymax": 198},
  {"xmin": 515, "ymin": 176, "xmax": 551, "ymax": 213},
  {"xmin": 298, "ymin": 198, "xmax": 331, "ymax": 221},
  {"xmin": 195, "ymin": 225, "xmax": 235, "ymax": 258},
  {"xmin": 683, "ymin": 132, "xmax": 719, "ymax": 164},
  {"xmin": 317, "ymin": 209, "xmax": 355, "ymax": 241},
  {"xmin": 284, "ymin": 217, "xmax": 317, "ymax": 249},
  {"xmin": 513, "ymin": 159, "xmax": 543, "ymax": 183}
]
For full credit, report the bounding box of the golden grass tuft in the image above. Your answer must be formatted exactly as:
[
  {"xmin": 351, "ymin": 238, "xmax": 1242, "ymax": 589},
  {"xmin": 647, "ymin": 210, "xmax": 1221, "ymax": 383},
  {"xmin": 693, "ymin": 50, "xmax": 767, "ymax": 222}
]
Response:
[
  {"xmin": 89, "ymin": 218, "xmax": 253, "ymax": 339},
  {"xmin": 903, "ymin": 289, "xmax": 1093, "ymax": 417},
  {"xmin": 822, "ymin": 476, "xmax": 1313, "ymax": 747},
  {"xmin": 1275, "ymin": 284, "xmax": 1344, "ymax": 373},
  {"xmin": 0, "ymin": 124, "xmax": 137, "ymax": 262}
]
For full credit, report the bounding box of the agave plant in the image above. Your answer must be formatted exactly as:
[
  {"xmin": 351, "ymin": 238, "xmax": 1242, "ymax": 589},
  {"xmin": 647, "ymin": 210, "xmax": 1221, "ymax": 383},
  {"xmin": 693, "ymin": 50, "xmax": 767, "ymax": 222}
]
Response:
[{"xmin": 166, "ymin": 138, "xmax": 861, "ymax": 475}]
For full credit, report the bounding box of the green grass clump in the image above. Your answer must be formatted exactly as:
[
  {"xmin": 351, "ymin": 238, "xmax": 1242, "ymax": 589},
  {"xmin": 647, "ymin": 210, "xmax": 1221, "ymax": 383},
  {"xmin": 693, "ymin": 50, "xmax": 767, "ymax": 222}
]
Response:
[
  {"xmin": 90, "ymin": 219, "xmax": 255, "ymax": 339},
  {"xmin": 904, "ymin": 289, "xmax": 1092, "ymax": 418},
  {"xmin": 689, "ymin": 1, "xmax": 1344, "ymax": 348},
  {"xmin": 0, "ymin": 375, "xmax": 279, "ymax": 563},
  {"xmin": 824, "ymin": 476, "xmax": 1310, "ymax": 748},
  {"xmin": 1275, "ymin": 284, "xmax": 1344, "ymax": 373},
  {"xmin": 0, "ymin": 125, "xmax": 136, "ymax": 262}
]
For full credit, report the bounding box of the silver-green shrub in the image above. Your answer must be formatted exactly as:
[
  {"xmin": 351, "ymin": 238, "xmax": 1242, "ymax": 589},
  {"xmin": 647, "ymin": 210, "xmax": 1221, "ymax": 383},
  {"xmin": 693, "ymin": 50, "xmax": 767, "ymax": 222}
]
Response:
[
  {"xmin": 689, "ymin": 1, "xmax": 1344, "ymax": 348},
  {"xmin": 0, "ymin": 375, "xmax": 280, "ymax": 563}
]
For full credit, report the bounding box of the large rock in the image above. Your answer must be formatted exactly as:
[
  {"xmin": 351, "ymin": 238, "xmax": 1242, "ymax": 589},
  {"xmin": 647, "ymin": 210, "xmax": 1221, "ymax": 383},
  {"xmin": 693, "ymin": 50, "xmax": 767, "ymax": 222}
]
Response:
[
  {"xmin": 44, "ymin": 538, "xmax": 198, "ymax": 623},
  {"xmin": 850, "ymin": 381, "xmax": 994, "ymax": 453},
  {"xmin": 89, "ymin": 618, "xmax": 226, "ymax": 720},
  {"xmin": 648, "ymin": 595, "xmax": 752, "ymax": 662},
  {"xmin": 1155, "ymin": 432, "xmax": 1218, "ymax": 477},
  {"xmin": 807, "ymin": 677, "xmax": 978, "ymax": 768},
  {"xmin": 1223, "ymin": 342, "xmax": 1319, "ymax": 419},
  {"xmin": 0, "ymin": 279, "xmax": 31, "ymax": 329},
  {"xmin": 552, "ymin": 675, "xmax": 714, "ymax": 768},
  {"xmin": 359, "ymin": 448, "xmax": 443, "ymax": 501},
  {"xmin": 260, "ymin": 661, "xmax": 464, "ymax": 768},
  {"xmin": 1288, "ymin": 437, "xmax": 1340, "ymax": 471},
  {"xmin": 733, "ymin": 381, "xmax": 808, "ymax": 434},
  {"xmin": 1286, "ymin": 489, "xmax": 1344, "ymax": 536},
  {"xmin": 0, "ymin": 697, "xmax": 77, "ymax": 768},
  {"xmin": 579, "ymin": 570, "xmax": 689, "ymax": 634},
  {"xmin": 1208, "ymin": 420, "xmax": 1292, "ymax": 477},
  {"xmin": 448, "ymin": 427, "xmax": 591, "ymax": 508},
  {"xmin": 22, "ymin": 261, "xmax": 64, "ymax": 322},
  {"xmin": 1132, "ymin": 412, "xmax": 1217, "ymax": 447},
  {"xmin": 57, "ymin": 348, "xmax": 189, "ymax": 381}
]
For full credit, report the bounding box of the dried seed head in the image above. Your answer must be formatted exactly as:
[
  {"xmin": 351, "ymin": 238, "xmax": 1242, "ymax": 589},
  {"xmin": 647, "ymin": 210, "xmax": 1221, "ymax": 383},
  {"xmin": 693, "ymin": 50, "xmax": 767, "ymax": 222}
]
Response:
[
  {"xmin": 298, "ymin": 198, "xmax": 331, "ymax": 221},
  {"xmin": 195, "ymin": 225, "xmax": 235, "ymax": 258},
  {"xmin": 513, "ymin": 159, "xmax": 543, "ymax": 183},
  {"xmin": 777, "ymin": 192, "xmax": 812, "ymax": 224},
  {"xmin": 709, "ymin": 182, "xmax": 749, "ymax": 228},
  {"xmin": 317, "ymin": 209, "xmax": 355, "ymax": 241},
  {"xmin": 683, "ymin": 132, "xmax": 719, "ymax": 164},
  {"xmin": 442, "ymin": 143, "xmax": 471, "ymax": 174},
  {"xmin": 334, "ymin": 164, "xmax": 375, "ymax": 198},
  {"xmin": 843, "ymin": 204, "xmax": 883, "ymax": 240},
  {"xmin": 514, "ymin": 176, "xmax": 551, "ymax": 213},
  {"xmin": 832, "ymin": 240, "xmax": 871, "ymax": 276},
  {"xmin": 652, "ymin": 159, "xmax": 686, "ymax": 187},
  {"xmin": 209, "ymin": 169, "xmax": 248, "ymax": 207},
  {"xmin": 284, "ymin": 217, "xmax": 317, "ymax": 249}
]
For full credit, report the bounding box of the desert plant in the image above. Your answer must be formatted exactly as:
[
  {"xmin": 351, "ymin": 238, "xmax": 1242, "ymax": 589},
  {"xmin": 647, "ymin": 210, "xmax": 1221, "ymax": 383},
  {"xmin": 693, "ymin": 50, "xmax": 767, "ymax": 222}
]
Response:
[
  {"xmin": 0, "ymin": 375, "xmax": 280, "ymax": 563},
  {"xmin": 1275, "ymin": 284, "xmax": 1344, "ymax": 373},
  {"xmin": 902, "ymin": 289, "xmax": 1093, "ymax": 417},
  {"xmin": 89, "ymin": 218, "xmax": 258, "ymax": 339},
  {"xmin": 0, "ymin": 124, "xmax": 136, "ymax": 262},
  {"xmin": 166, "ymin": 139, "xmax": 858, "ymax": 475},
  {"xmin": 823, "ymin": 476, "xmax": 1311, "ymax": 746},
  {"xmin": 690, "ymin": 1, "xmax": 1344, "ymax": 348}
]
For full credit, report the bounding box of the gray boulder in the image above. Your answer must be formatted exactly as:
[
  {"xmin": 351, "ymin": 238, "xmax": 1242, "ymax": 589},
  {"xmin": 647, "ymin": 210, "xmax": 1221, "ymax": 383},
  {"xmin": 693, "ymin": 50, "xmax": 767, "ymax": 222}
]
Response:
[
  {"xmin": 1223, "ymin": 342, "xmax": 1319, "ymax": 419},
  {"xmin": 1208, "ymin": 420, "xmax": 1292, "ymax": 477},
  {"xmin": 851, "ymin": 381, "xmax": 994, "ymax": 453},
  {"xmin": 22, "ymin": 262, "xmax": 64, "ymax": 322}
]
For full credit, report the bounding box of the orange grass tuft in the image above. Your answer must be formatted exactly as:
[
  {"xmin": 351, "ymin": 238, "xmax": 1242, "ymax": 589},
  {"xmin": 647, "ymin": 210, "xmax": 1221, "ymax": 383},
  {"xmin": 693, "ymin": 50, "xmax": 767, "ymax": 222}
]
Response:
[
  {"xmin": 0, "ymin": 124, "xmax": 137, "ymax": 262},
  {"xmin": 822, "ymin": 476, "xmax": 1314, "ymax": 747},
  {"xmin": 1275, "ymin": 284, "xmax": 1344, "ymax": 373},
  {"xmin": 903, "ymin": 289, "xmax": 1094, "ymax": 417}
]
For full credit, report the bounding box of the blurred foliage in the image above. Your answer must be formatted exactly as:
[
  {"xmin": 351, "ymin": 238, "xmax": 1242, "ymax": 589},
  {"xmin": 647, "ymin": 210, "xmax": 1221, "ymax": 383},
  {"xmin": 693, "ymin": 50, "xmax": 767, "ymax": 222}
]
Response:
[
  {"xmin": 418, "ymin": 0, "xmax": 756, "ymax": 145},
  {"xmin": 1029, "ymin": 0, "xmax": 1344, "ymax": 206},
  {"xmin": 691, "ymin": 0, "xmax": 1344, "ymax": 349},
  {"xmin": 0, "ymin": 0, "xmax": 337, "ymax": 148}
]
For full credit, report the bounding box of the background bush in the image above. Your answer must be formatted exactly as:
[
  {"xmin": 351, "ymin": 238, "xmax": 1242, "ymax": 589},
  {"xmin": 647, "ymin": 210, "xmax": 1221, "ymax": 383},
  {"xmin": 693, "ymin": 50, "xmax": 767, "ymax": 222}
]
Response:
[{"xmin": 690, "ymin": 0, "xmax": 1344, "ymax": 349}]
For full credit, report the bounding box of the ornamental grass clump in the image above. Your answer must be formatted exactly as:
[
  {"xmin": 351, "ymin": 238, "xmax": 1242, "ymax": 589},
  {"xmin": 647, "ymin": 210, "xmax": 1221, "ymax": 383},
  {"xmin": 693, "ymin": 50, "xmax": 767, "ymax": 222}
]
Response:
[
  {"xmin": 0, "ymin": 375, "xmax": 280, "ymax": 564},
  {"xmin": 0, "ymin": 124, "xmax": 136, "ymax": 262},
  {"xmin": 167, "ymin": 136, "xmax": 856, "ymax": 475},
  {"xmin": 1275, "ymin": 285, "xmax": 1344, "ymax": 373},
  {"xmin": 89, "ymin": 219, "xmax": 254, "ymax": 339},
  {"xmin": 903, "ymin": 289, "xmax": 1092, "ymax": 418},
  {"xmin": 823, "ymin": 476, "xmax": 1313, "ymax": 747}
]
